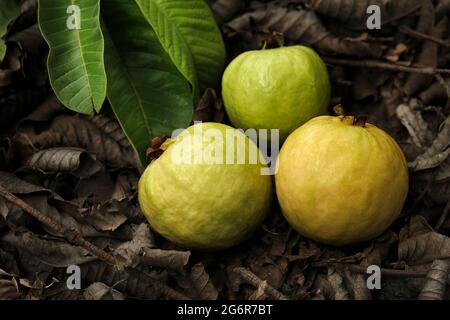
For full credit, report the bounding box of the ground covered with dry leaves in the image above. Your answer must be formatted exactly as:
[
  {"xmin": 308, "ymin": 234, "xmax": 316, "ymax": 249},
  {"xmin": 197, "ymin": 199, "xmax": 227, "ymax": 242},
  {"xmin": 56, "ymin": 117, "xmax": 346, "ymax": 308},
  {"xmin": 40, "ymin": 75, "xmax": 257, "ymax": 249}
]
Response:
[{"xmin": 0, "ymin": 0, "xmax": 450, "ymax": 300}]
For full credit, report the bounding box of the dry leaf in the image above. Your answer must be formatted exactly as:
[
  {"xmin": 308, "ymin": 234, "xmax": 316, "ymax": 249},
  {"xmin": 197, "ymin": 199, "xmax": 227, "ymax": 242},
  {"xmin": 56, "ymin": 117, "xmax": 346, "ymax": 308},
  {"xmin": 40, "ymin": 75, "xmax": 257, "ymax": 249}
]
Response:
[
  {"xmin": 0, "ymin": 278, "xmax": 20, "ymax": 299},
  {"xmin": 211, "ymin": 0, "xmax": 244, "ymax": 25},
  {"xmin": 398, "ymin": 216, "xmax": 450, "ymax": 265},
  {"xmin": 327, "ymin": 266, "xmax": 350, "ymax": 300},
  {"xmin": 1, "ymin": 231, "xmax": 96, "ymax": 267},
  {"xmin": 225, "ymin": 2, "xmax": 376, "ymax": 57},
  {"xmin": 396, "ymin": 99, "xmax": 433, "ymax": 150},
  {"xmin": 80, "ymin": 261, "xmax": 162, "ymax": 299},
  {"xmin": 115, "ymin": 224, "xmax": 155, "ymax": 268},
  {"xmin": 21, "ymin": 147, "xmax": 102, "ymax": 178},
  {"xmin": 193, "ymin": 89, "xmax": 225, "ymax": 123},
  {"xmin": 311, "ymin": 0, "xmax": 426, "ymax": 30},
  {"xmin": 141, "ymin": 248, "xmax": 191, "ymax": 274},
  {"xmin": 435, "ymin": 157, "xmax": 450, "ymax": 181},
  {"xmin": 410, "ymin": 115, "xmax": 450, "ymax": 171},
  {"xmin": 80, "ymin": 200, "xmax": 131, "ymax": 232},
  {"xmin": 418, "ymin": 259, "xmax": 450, "ymax": 300},
  {"xmin": 175, "ymin": 263, "xmax": 219, "ymax": 300},
  {"xmin": 14, "ymin": 115, "xmax": 136, "ymax": 168},
  {"xmin": 404, "ymin": 18, "xmax": 448, "ymax": 97},
  {"xmin": 83, "ymin": 282, "xmax": 125, "ymax": 300}
]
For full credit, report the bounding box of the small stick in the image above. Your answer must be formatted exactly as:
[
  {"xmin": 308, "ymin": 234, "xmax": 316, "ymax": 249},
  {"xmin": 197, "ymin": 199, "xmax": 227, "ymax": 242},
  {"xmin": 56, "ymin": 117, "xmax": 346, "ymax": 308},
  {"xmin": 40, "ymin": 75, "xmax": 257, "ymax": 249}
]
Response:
[
  {"xmin": 321, "ymin": 263, "xmax": 450, "ymax": 284},
  {"xmin": 399, "ymin": 26, "xmax": 450, "ymax": 47},
  {"xmin": 346, "ymin": 265, "xmax": 427, "ymax": 278},
  {"xmin": 233, "ymin": 267, "xmax": 289, "ymax": 300},
  {"xmin": 323, "ymin": 57, "xmax": 450, "ymax": 75},
  {"xmin": 0, "ymin": 185, "xmax": 117, "ymax": 265},
  {"xmin": 311, "ymin": 261, "xmax": 429, "ymax": 278},
  {"xmin": 0, "ymin": 184, "xmax": 188, "ymax": 300}
]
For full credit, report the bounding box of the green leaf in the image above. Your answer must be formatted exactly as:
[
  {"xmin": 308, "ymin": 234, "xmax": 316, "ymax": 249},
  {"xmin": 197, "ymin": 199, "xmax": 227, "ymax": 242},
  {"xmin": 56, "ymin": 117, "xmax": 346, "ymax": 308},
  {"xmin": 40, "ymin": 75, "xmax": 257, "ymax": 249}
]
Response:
[
  {"xmin": 102, "ymin": 0, "xmax": 193, "ymax": 166},
  {"xmin": 134, "ymin": 0, "xmax": 226, "ymax": 96},
  {"xmin": 38, "ymin": 0, "xmax": 107, "ymax": 114},
  {"xmin": 0, "ymin": 0, "xmax": 20, "ymax": 62}
]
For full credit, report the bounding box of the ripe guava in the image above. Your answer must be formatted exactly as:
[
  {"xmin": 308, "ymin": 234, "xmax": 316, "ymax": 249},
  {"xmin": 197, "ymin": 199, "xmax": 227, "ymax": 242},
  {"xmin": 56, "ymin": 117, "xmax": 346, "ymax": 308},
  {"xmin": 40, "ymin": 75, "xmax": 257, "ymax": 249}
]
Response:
[
  {"xmin": 138, "ymin": 122, "xmax": 273, "ymax": 251},
  {"xmin": 275, "ymin": 116, "xmax": 409, "ymax": 246},
  {"xmin": 222, "ymin": 45, "xmax": 331, "ymax": 141}
]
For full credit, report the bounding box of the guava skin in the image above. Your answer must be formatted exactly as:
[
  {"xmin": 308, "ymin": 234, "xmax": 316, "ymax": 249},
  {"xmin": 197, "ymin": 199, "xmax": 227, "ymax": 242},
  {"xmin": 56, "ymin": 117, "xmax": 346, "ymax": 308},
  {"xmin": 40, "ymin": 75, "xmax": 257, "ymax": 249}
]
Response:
[
  {"xmin": 222, "ymin": 46, "xmax": 331, "ymax": 141},
  {"xmin": 275, "ymin": 116, "xmax": 409, "ymax": 246},
  {"xmin": 138, "ymin": 122, "xmax": 273, "ymax": 251}
]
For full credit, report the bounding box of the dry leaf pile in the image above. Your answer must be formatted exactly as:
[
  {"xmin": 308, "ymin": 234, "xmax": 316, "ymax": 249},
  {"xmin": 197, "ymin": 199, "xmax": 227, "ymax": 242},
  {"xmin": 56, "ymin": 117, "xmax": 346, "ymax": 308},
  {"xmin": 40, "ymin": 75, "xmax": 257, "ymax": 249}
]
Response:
[{"xmin": 0, "ymin": 0, "xmax": 449, "ymax": 300}]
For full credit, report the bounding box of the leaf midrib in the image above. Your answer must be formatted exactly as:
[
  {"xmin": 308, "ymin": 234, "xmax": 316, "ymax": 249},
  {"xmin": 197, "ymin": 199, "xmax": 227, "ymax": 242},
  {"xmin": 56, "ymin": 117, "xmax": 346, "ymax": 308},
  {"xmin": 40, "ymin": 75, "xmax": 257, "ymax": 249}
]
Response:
[
  {"xmin": 145, "ymin": 0, "xmax": 197, "ymax": 88},
  {"xmin": 107, "ymin": 36, "xmax": 153, "ymax": 139},
  {"xmin": 70, "ymin": 0, "xmax": 97, "ymax": 111}
]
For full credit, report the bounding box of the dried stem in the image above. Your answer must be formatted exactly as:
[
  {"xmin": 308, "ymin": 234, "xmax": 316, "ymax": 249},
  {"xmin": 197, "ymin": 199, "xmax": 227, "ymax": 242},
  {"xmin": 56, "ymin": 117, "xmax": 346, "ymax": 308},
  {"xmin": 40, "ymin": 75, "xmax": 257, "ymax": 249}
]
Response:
[
  {"xmin": 312, "ymin": 261, "xmax": 450, "ymax": 285},
  {"xmin": 332, "ymin": 263, "xmax": 450, "ymax": 285},
  {"xmin": 399, "ymin": 26, "xmax": 450, "ymax": 47},
  {"xmin": 0, "ymin": 185, "xmax": 117, "ymax": 265},
  {"xmin": 346, "ymin": 264, "xmax": 427, "ymax": 278},
  {"xmin": 233, "ymin": 267, "xmax": 289, "ymax": 300},
  {"xmin": 0, "ymin": 184, "xmax": 188, "ymax": 300},
  {"xmin": 323, "ymin": 57, "xmax": 450, "ymax": 75}
]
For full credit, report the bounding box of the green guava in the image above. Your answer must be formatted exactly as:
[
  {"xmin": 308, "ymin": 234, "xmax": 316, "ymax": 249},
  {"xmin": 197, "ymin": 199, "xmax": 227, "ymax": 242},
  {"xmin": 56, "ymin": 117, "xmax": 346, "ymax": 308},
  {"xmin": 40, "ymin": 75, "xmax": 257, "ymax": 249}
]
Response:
[
  {"xmin": 222, "ymin": 45, "xmax": 331, "ymax": 141},
  {"xmin": 275, "ymin": 116, "xmax": 409, "ymax": 246},
  {"xmin": 138, "ymin": 122, "xmax": 273, "ymax": 251}
]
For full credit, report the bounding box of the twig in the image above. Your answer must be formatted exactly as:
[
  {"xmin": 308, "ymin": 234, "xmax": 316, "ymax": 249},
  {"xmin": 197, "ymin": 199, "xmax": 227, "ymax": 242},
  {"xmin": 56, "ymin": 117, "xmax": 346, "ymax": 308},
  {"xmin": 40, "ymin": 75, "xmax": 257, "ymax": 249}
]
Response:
[
  {"xmin": 233, "ymin": 267, "xmax": 289, "ymax": 300},
  {"xmin": 0, "ymin": 185, "xmax": 117, "ymax": 265},
  {"xmin": 435, "ymin": 199, "xmax": 450, "ymax": 232},
  {"xmin": 0, "ymin": 184, "xmax": 188, "ymax": 300},
  {"xmin": 323, "ymin": 57, "xmax": 450, "ymax": 75},
  {"xmin": 312, "ymin": 261, "xmax": 428, "ymax": 278},
  {"xmin": 314, "ymin": 262, "xmax": 450, "ymax": 284},
  {"xmin": 346, "ymin": 265, "xmax": 427, "ymax": 278},
  {"xmin": 399, "ymin": 26, "xmax": 450, "ymax": 47}
]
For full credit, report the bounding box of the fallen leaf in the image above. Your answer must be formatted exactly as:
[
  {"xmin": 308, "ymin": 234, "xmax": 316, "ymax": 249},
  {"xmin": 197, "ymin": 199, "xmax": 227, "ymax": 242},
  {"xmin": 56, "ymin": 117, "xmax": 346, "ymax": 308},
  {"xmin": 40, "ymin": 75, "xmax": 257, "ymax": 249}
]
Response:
[
  {"xmin": 83, "ymin": 282, "xmax": 125, "ymax": 300},
  {"xmin": 1, "ymin": 231, "xmax": 96, "ymax": 267},
  {"xmin": 409, "ymin": 115, "xmax": 450, "ymax": 171},
  {"xmin": 175, "ymin": 262, "xmax": 219, "ymax": 300},
  {"xmin": 21, "ymin": 147, "xmax": 103, "ymax": 178},
  {"xmin": 398, "ymin": 216, "xmax": 450, "ymax": 265}
]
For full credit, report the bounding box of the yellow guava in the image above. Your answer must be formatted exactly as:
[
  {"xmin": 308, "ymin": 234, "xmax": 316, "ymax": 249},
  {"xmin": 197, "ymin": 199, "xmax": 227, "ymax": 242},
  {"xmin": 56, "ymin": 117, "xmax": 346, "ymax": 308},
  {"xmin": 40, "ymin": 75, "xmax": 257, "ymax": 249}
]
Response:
[
  {"xmin": 138, "ymin": 122, "xmax": 273, "ymax": 251},
  {"xmin": 222, "ymin": 45, "xmax": 331, "ymax": 141},
  {"xmin": 275, "ymin": 116, "xmax": 409, "ymax": 246}
]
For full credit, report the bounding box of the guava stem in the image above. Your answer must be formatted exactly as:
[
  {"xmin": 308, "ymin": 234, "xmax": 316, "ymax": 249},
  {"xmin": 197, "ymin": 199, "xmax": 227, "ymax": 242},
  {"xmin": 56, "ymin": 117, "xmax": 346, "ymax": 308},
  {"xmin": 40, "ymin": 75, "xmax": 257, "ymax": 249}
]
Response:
[
  {"xmin": 339, "ymin": 115, "xmax": 367, "ymax": 127},
  {"xmin": 261, "ymin": 32, "xmax": 285, "ymax": 50}
]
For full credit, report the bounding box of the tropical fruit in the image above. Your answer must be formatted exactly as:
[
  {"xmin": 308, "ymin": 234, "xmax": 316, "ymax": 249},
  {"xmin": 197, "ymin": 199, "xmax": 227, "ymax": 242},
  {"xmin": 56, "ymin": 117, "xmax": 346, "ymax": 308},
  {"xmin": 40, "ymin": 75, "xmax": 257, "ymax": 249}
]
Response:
[
  {"xmin": 138, "ymin": 122, "xmax": 273, "ymax": 250},
  {"xmin": 275, "ymin": 115, "xmax": 409, "ymax": 246},
  {"xmin": 222, "ymin": 45, "xmax": 331, "ymax": 141}
]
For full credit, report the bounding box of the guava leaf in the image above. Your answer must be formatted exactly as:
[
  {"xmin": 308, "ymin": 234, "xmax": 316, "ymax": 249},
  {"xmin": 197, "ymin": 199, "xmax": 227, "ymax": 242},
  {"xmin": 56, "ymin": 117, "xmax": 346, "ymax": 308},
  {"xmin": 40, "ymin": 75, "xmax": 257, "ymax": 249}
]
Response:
[
  {"xmin": 133, "ymin": 0, "xmax": 226, "ymax": 97},
  {"xmin": 38, "ymin": 0, "xmax": 107, "ymax": 114},
  {"xmin": 102, "ymin": 0, "xmax": 193, "ymax": 166},
  {"xmin": 0, "ymin": 0, "xmax": 21, "ymax": 62}
]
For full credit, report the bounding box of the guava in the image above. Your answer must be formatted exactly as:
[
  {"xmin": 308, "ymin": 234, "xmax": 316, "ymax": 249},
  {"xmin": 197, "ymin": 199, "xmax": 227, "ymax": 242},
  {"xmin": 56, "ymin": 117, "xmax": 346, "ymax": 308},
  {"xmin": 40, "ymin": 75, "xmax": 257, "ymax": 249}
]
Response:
[
  {"xmin": 275, "ymin": 116, "xmax": 409, "ymax": 246},
  {"xmin": 138, "ymin": 122, "xmax": 273, "ymax": 251},
  {"xmin": 222, "ymin": 45, "xmax": 331, "ymax": 141}
]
